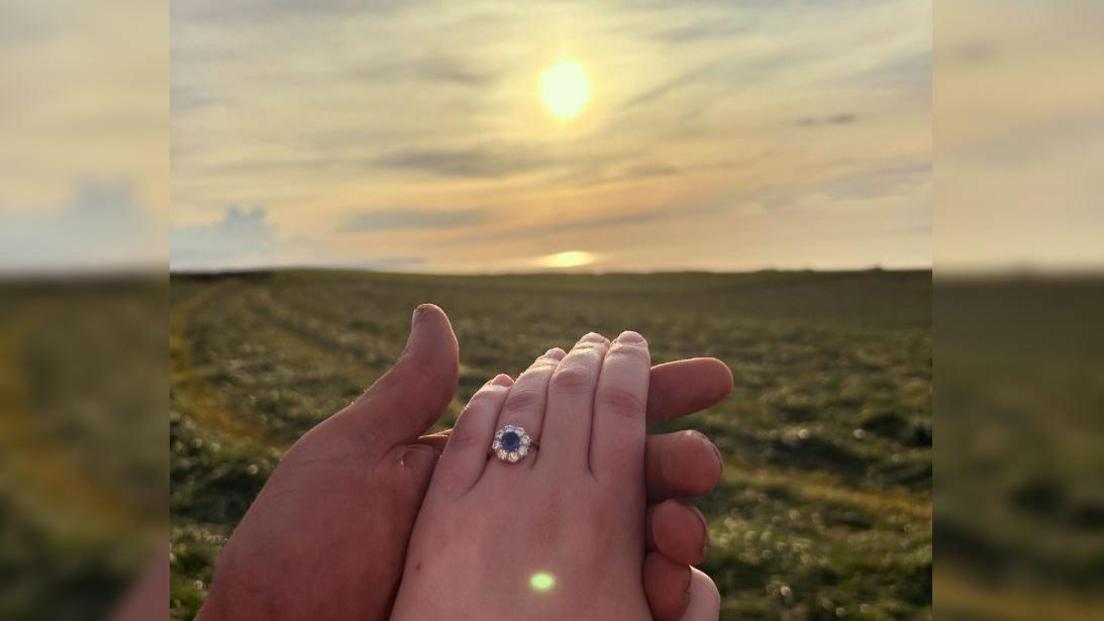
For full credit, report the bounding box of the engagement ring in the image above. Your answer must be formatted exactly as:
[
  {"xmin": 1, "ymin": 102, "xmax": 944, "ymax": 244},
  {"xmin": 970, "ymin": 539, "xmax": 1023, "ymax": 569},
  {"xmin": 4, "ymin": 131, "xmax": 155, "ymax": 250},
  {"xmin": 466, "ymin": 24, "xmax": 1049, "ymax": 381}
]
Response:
[{"xmin": 491, "ymin": 424, "xmax": 535, "ymax": 463}]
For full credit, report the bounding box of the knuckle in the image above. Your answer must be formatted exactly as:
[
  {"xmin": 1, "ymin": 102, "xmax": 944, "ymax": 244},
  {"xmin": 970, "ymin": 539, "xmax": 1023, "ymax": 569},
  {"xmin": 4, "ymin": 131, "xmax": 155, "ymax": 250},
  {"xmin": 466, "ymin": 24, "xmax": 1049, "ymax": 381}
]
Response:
[
  {"xmin": 550, "ymin": 364, "xmax": 593, "ymax": 392},
  {"xmin": 504, "ymin": 387, "xmax": 544, "ymax": 413},
  {"xmin": 596, "ymin": 385, "xmax": 646, "ymax": 417},
  {"xmin": 533, "ymin": 356, "xmax": 560, "ymax": 370},
  {"xmin": 465, "ymin": 387, "xmax": 503, "ymax": 409},
  {"xmin": 608, "ymin": 342, "xmax": 650, "ymax": 365},
  {"xmin": 572, "ymin": 341, "xmax": 607, "ymax": 354}
]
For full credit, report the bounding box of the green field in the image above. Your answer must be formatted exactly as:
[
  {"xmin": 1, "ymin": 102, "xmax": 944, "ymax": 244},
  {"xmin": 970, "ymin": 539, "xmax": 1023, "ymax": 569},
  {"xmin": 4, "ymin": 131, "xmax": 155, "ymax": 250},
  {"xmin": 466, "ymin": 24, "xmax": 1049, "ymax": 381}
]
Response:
[
  {"xmin": 169, "ymin": 269, "xmax": 933, "ymax": 620},
  {"xmin": 932, "ymin": 278, "xmax": 1104, "ymax": 621},
  {"xmin": 0, "ymin": 281, "xmax": 166, "ymax": 621}
]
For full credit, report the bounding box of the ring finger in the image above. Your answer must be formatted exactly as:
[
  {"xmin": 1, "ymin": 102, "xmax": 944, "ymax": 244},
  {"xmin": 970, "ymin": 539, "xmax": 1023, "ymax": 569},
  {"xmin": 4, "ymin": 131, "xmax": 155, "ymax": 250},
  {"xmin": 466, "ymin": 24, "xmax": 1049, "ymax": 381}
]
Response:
[{"xmin": 487, "ymin": 347, "xmax": 565, "ymax": 472}]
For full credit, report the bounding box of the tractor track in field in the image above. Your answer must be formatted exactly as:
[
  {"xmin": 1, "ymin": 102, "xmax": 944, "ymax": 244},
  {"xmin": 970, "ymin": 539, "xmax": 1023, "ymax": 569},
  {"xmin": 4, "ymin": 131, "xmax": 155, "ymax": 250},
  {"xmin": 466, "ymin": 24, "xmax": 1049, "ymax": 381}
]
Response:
[
  {"xmin": 171, "ymin": 282, "xmax": 275, "ymax": 447},
  {"xmin": 726, "ymin": 458, "xmax": 932, "ymax": 523}
]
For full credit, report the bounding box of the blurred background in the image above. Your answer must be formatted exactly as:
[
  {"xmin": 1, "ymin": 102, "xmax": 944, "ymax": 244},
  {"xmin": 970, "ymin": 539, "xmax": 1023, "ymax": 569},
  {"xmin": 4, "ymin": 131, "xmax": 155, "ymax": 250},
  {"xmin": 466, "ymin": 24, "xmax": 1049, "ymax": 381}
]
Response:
[
  {"xmin": 1, "ymin": 0, "xmax": 1101, "ymax": 620},
  {"xmin": 933, "ymin": 0, "xmax": 1104, "ymax": 619},
  {"xmin": 1, "ymin": 0, "xmax": 167, "ymax": 619}
]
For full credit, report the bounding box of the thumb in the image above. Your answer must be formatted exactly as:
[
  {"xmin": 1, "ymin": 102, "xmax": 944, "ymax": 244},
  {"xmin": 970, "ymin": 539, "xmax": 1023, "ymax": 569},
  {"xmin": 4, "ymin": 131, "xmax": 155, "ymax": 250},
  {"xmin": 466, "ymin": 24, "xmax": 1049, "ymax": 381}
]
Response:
[{"xmin": 343, "ymin": 304, "xmax": 459, "ymax": 448}]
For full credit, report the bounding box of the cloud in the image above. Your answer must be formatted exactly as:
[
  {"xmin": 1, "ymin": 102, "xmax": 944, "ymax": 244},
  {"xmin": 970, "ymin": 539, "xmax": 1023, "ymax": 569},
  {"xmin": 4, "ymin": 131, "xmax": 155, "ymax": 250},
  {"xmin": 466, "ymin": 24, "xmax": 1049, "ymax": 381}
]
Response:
[
  {"xmin": 0, "ymin": 3, "xmax": 59, "ymax": 46},
  {"xmin": 375, "ymin": 146, "xmax": 555, "ymax": 178},
  {"xmin": 358, "ymin": 256, "xmax": 427, "ymax": 270},
  {"xmin": 342, "ymin": 207, "xmax": 491, "ymax": 232},
  {"xmin": 796, "ymin": 113, "xmax": 859, "ymax": 127},
  {"xmin": 824, "ymin": 160, "xmax": 930, "ymax": 201},
  {"xmin": 745, "ymin": 159, "xmax": 930, "ymax": 210},
  {"xmin": 358, "ymin": 56, "xmax": 501, "ymax": 88},
  {"xmin": 171, "ymin": 0, "xmax": 934, "ymax": 271},
  {"xmin": 638, "ymin": 0, "xmax": 906, "ymax": 10},
  {"xmin": 619, "ymin": 64, "xmax": 717, "ymax": 111},
  {"xmin": 171, "ymin": 206, "xmax": 285, "ymax": 268},
  {"xmin": 442, "ymin": 201, "xmax": 720, "ymax": 245},
  {"xmin": 171, "ymin": 84, "xmax": 220, "ymax": 114},
  {"xmin": 622, "ymin": 162, "xmax": 681, "ymax": 179},
  {"xmin": 551, "ymin": 160, "xmax": 684, "ymax": 188},
  {"xmin": 171, "ymin": 206, "xmax": 434, "ymax": 270},
  {"xmin": 172, "ymin": 0, "xmax": 412, "ymax": 25},
  {"xmin": 845, "ymin": 50, "xmax": 931, "ymax": 90},
  {"xmin": 650, "ymin": 20, "xmax": 752, "ymax": 44},
  {"xmin": 0, "ymin": 181, "xmax": 161, "ymax": 272},
  {"xmin": 617, "ymin": 47, "xmax": 810, "ymax": 113}
]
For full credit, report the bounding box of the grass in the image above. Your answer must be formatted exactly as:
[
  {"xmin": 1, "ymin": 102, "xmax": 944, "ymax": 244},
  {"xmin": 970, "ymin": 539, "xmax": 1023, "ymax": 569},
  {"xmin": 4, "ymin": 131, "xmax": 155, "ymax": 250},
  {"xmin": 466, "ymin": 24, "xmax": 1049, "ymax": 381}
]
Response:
[
  {"xmin": 933, "ymin": 277, "xmax": 1104, "ymax": 620},
  {"xmin": 168, "ymin": 269, "xmax": 932, "ymax": 620},
  {"xmin": 0, "ymin": 280, "xmax": 166, "ymax": 621}
]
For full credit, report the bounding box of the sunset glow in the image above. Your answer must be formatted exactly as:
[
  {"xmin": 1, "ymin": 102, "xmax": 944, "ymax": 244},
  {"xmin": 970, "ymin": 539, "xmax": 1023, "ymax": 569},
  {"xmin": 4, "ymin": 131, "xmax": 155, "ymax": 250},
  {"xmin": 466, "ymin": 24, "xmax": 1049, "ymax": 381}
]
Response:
[
  {"xmin": 539, "ymin": 251, "xmax": 596, "ymax": 269},
  {"xmin": 169, "ymin": 1, "xmax": 932, "ymax": 272}
]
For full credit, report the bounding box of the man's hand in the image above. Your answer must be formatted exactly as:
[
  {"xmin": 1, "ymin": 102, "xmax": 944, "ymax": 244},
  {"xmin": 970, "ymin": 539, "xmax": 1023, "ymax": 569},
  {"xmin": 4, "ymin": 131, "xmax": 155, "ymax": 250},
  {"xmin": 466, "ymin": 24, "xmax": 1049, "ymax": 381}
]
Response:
[{"xmin": 198, "ymin": 305, "xmax": 731, "ymax": 621}]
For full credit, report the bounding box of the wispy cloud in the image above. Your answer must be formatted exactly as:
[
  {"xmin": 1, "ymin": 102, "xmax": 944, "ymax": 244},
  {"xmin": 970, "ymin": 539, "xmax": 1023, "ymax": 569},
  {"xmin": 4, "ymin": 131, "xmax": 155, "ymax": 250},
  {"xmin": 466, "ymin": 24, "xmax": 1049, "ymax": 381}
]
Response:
[
  {"xmin": 649, "ymin": 19, "xmax": 752, "ymax": 44},
  {"xmin": 619, "ymin": 63, "xmax": 718, "ymax": 111},
  {"xmin": 357, "ymin": 56, "xmax": 501, "ymax": 88},
  {"xmin": 796, "ymin": 113, "xmax": 859, "ymax": 127},
  {"xmin": 375, "ymin": 146, "xmax": 556, "ymax": 179},
  {"xmin": 342, "ymin": 207, "xmax": 492, "ymax": 232},
  {"xmin": 171, "ymin": 0, "xmax": 932, "ymax": 271},
  {"xmin": 172, "ymin": 0, "xmax": 411, "ymax": 25},
  {"xmin": 171, "ymin": 206, "xmax": 444, "ymax": 270},
  {"xmin": 441, "ymin": 201, "xmax": 721, "ymax": 245},
  {"xmin": 845, "ymin": 50, "xmax": 931, "ymax": 90}
]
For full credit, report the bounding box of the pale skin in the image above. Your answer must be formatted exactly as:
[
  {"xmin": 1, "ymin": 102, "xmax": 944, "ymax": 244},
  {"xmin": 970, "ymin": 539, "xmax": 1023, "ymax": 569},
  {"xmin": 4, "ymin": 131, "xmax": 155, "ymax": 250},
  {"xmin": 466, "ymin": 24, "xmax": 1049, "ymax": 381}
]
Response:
[
  {"xmin": 394, "ymin": 330, "xmax": 674, "ymax": 619},
  {"xmin": 198, "ymin": 305, "xmax": 731, "ymax": 620}
]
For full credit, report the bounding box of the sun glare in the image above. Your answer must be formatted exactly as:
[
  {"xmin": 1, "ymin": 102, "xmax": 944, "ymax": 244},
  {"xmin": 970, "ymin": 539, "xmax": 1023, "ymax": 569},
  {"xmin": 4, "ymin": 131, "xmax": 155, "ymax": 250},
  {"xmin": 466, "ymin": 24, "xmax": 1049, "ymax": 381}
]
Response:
[
  {"xmin": 539, "ymin": 250, "xmax": 595, "ymax": 269},
  {"xmin": 530, "ymin": 572, "xmax": 556, "ymax": 592},
  {"xmin": 540, "ymin": 61, "xmax": 589, "ymax": 120}
]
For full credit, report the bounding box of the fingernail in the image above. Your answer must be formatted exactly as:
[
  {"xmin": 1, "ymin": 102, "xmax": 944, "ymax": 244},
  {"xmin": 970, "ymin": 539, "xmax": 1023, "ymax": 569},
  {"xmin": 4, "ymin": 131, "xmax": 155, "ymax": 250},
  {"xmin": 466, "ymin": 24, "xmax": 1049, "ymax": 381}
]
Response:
[
  {"xmin": 692, "ymin": 505, "xmax": 709, "ymax": 560},
  {"xmin": 544, "ymin": 347, "xmax": 566, "ymax": 360},
  {"xmin": 403, "ymin": 315, "xmax": 422, "ymax": 353},
  {"xmin": 579, "ymin": 331, "xmax": 609, "ymax": 344},
  {"xmin": 689, "ymin": 429, "xmax": 724, "ymax": 473},
  {"xmin": 710, "ymin": 441, "xmax": 724, "ymax": 474},
  {"xmin": 615, "ymin": 330, "xmax": 645, "ymax": 343},
  {"xmin": 489, "ymin": 373, "xmax": 513, "ymax": 386},
  {"xmin": 399, "ymin": 444, "xmax": 437, "ymax": 470}
]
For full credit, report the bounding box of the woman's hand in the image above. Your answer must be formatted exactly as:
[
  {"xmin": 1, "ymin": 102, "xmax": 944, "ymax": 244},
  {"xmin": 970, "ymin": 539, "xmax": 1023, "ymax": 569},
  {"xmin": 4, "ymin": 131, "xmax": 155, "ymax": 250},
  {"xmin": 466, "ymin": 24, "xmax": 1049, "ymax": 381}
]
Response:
[{"xmin": 198, "ymin": 305, "xmax": 730, "ymax": 621}]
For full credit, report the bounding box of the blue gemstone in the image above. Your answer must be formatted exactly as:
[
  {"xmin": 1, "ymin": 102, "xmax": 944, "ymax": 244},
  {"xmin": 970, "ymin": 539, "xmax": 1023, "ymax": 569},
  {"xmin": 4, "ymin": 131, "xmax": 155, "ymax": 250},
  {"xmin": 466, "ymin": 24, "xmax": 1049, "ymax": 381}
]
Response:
[{"xmin": 501, "ymin": 431, "xmax": 521, "ymax": 451}]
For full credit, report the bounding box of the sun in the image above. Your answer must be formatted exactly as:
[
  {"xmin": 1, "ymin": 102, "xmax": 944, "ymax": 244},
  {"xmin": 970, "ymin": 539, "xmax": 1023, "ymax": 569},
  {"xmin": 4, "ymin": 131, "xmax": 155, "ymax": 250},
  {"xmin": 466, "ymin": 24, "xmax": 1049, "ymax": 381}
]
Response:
[
  {"xmin": 540, "ymin": 61, "xmax": 589, "ymax": 120},
  {"xmin": 539, "ymin": 250, "xmax": 595, "ymax": 269}
]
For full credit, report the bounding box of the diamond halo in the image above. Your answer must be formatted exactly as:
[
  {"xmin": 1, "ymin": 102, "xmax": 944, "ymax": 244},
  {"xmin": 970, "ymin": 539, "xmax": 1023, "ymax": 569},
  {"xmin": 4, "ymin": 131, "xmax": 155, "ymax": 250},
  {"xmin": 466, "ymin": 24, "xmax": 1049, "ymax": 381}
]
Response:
[{"xmin": 491, "ymin": 424, "xmax": 533, "ymax": 463}]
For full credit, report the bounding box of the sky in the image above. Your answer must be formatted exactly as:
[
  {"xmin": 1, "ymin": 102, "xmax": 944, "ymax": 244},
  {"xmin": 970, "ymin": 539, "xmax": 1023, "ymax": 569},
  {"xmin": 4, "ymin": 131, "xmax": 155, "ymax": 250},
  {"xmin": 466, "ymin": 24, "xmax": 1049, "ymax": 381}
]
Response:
[
  {"xmin": 0, "ymin": 0, "xmax": 167, "ymax": 272},
  {"xmin": 3, "ymin": 1, "xmax": 1101, "ymax": 274},
  {"xmin": 934, "ymin": 0, "xmax": 1104, "ymax": 270},
  {"xmin": 169, "ymin": 0, "xmax": 933, "ymax": 272}
]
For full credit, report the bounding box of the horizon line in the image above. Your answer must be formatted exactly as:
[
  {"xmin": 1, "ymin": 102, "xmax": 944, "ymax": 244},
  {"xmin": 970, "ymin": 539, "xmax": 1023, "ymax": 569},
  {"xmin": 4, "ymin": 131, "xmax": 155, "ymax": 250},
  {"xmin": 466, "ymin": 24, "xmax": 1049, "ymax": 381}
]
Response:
[{"xmin": 168, "ymin": 264, "xmax": 935, "ymax": 277}]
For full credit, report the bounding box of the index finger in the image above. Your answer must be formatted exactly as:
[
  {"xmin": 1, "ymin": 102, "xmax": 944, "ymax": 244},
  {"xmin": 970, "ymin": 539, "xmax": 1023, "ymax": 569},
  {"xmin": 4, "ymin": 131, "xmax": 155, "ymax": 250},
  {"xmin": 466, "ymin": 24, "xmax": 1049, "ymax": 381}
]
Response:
[{"xmin": 647, "ymin": 358, "xmax": 733, "ymax": 425}]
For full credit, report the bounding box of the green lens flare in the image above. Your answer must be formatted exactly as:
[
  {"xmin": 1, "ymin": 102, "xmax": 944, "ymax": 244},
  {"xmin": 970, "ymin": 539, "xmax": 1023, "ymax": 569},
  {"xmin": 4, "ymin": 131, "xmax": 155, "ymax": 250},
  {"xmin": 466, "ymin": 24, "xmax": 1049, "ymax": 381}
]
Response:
[{"xmin": 530, "ymin": 572, "xmax": 555, "ymax": 592}]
